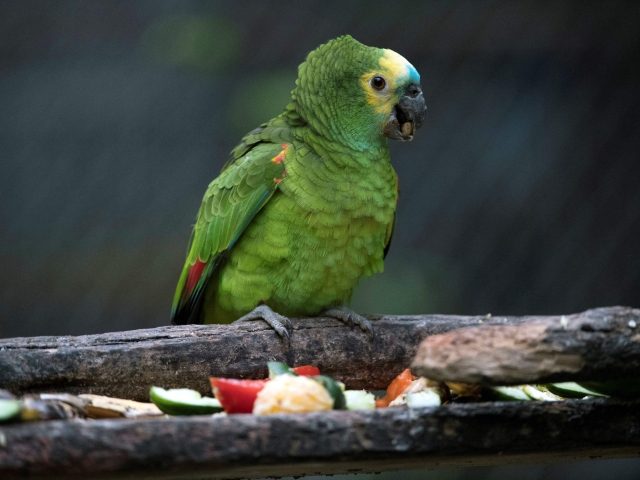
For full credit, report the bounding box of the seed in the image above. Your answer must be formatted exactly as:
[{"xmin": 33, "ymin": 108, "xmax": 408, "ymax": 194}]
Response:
[{"xmin": 401, "ymin": 122, "xmax": 413, "ymax": 137}]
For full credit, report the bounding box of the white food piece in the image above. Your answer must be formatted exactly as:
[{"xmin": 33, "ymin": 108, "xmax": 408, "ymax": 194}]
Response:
[
  {"xmin": 344, "ymin": 390, "xmax": 376, "ymax": 410},
  {"xmin": 406, "ymin": 390, "xmax": 441, "ymax": 408},
  {"xmin": 389, "ymin": 378, "xmax": 443, "ymax": 407}
]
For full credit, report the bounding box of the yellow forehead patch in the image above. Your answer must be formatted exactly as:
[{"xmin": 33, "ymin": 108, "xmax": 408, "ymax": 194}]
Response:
[
  {"xmin": 379, "ymin": 49, "xmax": 412, "ymax": 82},
  {"xmin": 360, "ymin": 49, "xmax": 417, "ymax": 115}
]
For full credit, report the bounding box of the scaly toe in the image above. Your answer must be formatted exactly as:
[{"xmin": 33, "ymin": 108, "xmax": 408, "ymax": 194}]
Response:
[
  {"xmin": 235, "ymin": 305, "xmax": 292, "ymax": 340},
  {"xmin": 323, "ymin": 307, "xmax": 374, "ymax": 337}
]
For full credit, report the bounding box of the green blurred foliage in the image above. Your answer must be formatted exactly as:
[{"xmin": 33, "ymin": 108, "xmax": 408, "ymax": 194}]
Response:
[
  {"xmin": 140, "ymin": 14, "xmax": 241, "ymax": 73},
  {"xmin": 227, "ymin": 71, "xmax": 294, "ymax": 136}
]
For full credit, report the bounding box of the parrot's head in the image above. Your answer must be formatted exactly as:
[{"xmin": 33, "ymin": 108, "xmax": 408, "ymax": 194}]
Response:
[{"xmin": 291, "ymin": 35, "xmax": 427, "ymax": 150}]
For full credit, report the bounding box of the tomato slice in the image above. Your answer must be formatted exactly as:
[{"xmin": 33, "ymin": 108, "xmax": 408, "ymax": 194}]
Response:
[
  {"xmin": 292, "ymin": 365, "xmax": 321, "ymax": 376},
  {"xmin": 209, "ymin": 378, "xmax": 268, "ymax": 414},
  {"xmin": 375, "ymin": 368, "xmax": 415, "ymax": 407}
]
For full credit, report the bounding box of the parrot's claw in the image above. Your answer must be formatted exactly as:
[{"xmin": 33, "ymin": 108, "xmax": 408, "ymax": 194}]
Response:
[
  {"xmin": 235, "ymin": 305, "xmax": 292, "ymax": 340},
  {"xmin": 322, "ymin": 307, "xmax": 373, "ymax": 337}
]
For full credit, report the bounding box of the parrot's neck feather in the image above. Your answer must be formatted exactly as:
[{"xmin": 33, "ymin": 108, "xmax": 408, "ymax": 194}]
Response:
[
  {"xmin": 283, "ymin": 102, "xmax": 388, "ymax": 158},
  {"xmin": 298, "ymin": 127, "xmax": 389, "ymax": 169}
]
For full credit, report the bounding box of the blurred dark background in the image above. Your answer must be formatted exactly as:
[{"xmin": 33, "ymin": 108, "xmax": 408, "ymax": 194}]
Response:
[
  {"xmin": 1, "ymin": 1, "xmax": 639, "ymax": 337},
  {"xmin": 1, "ymin": 2, "xmax": 639, "ymax": 479}
]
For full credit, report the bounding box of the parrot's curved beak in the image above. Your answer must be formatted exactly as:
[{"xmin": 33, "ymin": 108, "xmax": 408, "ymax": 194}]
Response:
[{"xmin": 383, "ymin": 83, "xmax": 427, "ymax": 141}]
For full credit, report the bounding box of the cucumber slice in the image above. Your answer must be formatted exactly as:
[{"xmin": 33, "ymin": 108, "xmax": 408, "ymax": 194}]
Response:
[
  {"xmin": 312, "ymin": 375, "xmax": 346, "ymax": 409},
  {"xmin": 488, "ymin": 386, "xmax": 531, "ymax": 401},
  {"xmin": 522, "ymin": 385, "xmax": 563, "ymax": 401},
  {"xmin": 547, "ymin": 382, "xmax": 607, "ymax": 398},
  {"xmin": 344, "ymin": 390, "xmax": 375, "ymax": 410},
  {"xmin": 0, "ymin": 399, "xmax": 21, "ymax": 423},
  {"xmin": 149, "ymin": 387, "xmax": 222, "ymax": 415}
]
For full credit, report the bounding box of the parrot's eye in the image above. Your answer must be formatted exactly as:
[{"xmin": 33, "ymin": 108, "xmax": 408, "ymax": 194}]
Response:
[{"xmin": 370, "ymin": 76, "xmax": 386, "ymax": 91}]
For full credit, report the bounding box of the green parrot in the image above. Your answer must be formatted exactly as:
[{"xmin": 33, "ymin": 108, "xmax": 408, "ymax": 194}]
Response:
[{"xmin": 171, "ymin": 35, "xmax": 426, "ymax": 337}]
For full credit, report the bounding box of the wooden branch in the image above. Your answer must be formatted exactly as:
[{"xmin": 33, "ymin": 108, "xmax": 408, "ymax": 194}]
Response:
[
  {"xmin": 411, "ymin": 306, "xmax": 640, "ymax": 384},
  {"xmin": 1, "ymin": 307, "xmax": 638, "ymax": 401},
  {"xmin": 0, "ymin": 313, "xmax": 498, "ymax": 400},
  {"xmin": 1, "ymin": 398, "xmax": 638, "ymax": 479},
  {"xmin": 1, "ymin": 307, "xmax": 639, "ymax": 479}
]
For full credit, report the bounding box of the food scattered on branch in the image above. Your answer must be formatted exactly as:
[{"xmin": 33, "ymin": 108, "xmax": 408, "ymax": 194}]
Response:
[{"xmin": 0, "ymin": 360, "xmax": 636, "ymax": 424}]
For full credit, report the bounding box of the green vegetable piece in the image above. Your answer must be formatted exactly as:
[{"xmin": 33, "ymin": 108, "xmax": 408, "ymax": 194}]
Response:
[
  {"xmin": 522, "ymin": 385, "xmax": 563, "ymax": 401},
  {"xmin": 489, "ymin": 386, "xmax": 531, "ymax": 401},
  {"xmin": 267, "ymin": 361, "xmax": 295, "ymax": 378},
  {"xmin": 149, "ymin": 386, "xmax": 222, "ymax": 415},
  {"xmin": 547, "ymin": 382, "xmax": 608, "ymax": 398},
  {"xmin": 0, "ymin": 399, "xmax": 21, "ymax": 423},
  {"xmin": 313, "ymin": 375, "xmax": 346, "ymax": 409}
]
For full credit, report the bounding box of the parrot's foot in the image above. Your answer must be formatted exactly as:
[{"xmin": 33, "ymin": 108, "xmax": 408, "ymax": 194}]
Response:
[
  {"xmin": 322, "ymin": 307, "xmax": 373, "ymax": 337},
  {"xmin": 235, "ymin": 305, "xmax": 292, "ymax": 339}
]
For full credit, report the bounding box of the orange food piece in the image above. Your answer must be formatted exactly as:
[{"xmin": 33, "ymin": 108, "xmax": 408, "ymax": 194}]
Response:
[{"xmin": 375, "ymin": 368, "xmax": 416, "ymax": 407}]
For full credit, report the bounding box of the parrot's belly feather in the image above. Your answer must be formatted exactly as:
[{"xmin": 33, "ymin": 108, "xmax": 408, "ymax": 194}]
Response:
[{"xmin": 204, "ymin": 153, "xmax": 396, "ymax": 323}]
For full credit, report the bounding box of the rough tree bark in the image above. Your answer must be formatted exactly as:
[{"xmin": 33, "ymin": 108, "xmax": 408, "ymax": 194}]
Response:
[
  {"xmin": 1, "ymin": 398, "xmax": 639, "ymax": 479},
  {"xmin": 0, "ymin": 313, "xmax": 503, "ymax": 400},
  {"xmin": 411, "ymin": 306, "xmax": 640, "ymax": 384},
  {"xmin": 0, "ymin": 307, "xmax": 638, "ymax": 400},
  {"xmin": 1, "ymin": 306, "xmax": 639, "ymax": 479}
]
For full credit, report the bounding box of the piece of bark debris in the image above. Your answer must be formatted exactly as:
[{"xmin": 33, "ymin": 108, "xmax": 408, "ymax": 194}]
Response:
[{"xmin": 78, "ymin": 394, "xmax": 163, "ymax": 419}]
